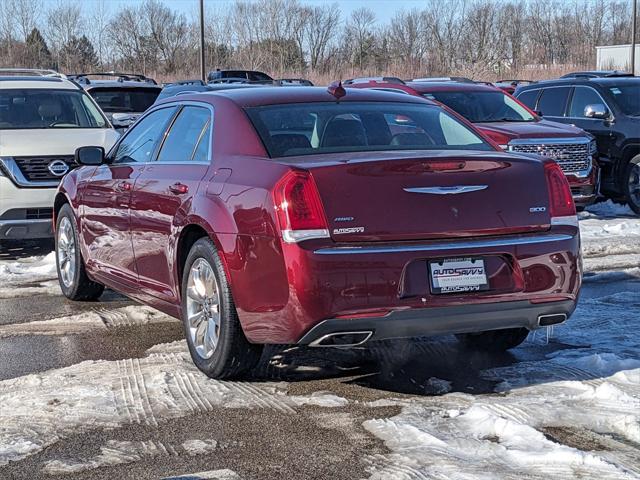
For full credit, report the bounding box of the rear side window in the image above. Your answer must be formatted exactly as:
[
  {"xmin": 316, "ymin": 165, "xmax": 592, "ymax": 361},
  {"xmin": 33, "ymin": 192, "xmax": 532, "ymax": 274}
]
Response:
[
  {"xmin": 515, "ymin": 89, "xmax": 539, "ymax": 109},
  {"xmin": 569, "ymin": 87, "xmax": 606, "ymax": 117},
  {"xmin": 157, "ymin": 106, "xmax": 211, "ymax": 163},
  {"xmin": 536, "ymin": 87, "xmax": 571, "ymax": 117},
  {"xmin": 90, "ymin": 88, "xmax": 160, "ymax": 113},
  {"xmin": 246, "ymin": 102, "xmax": 492, "ymax": 158},
  {"xmin": 113, "ymin": 107, "xmax": 176, "ymax": 163}
]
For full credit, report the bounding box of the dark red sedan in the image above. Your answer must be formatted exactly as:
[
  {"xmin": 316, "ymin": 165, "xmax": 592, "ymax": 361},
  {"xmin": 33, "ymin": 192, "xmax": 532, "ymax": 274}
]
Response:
[{"xmin": 54, "ymin": 87, "xmax": 581, "ymax": 378}]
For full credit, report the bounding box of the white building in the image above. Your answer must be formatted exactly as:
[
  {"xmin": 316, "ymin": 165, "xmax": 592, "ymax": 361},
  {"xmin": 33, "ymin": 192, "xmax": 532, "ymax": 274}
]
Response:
[{"xmin": 596, "ymin": 44, "xmax": 639, "ymax": 73}]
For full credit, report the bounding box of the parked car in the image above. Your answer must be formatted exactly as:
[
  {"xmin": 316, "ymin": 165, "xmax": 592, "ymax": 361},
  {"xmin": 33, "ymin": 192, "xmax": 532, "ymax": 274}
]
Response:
[
  {"xmin": 69, "ymin": 72, "xmax": 161, "ymax": 130},
  {"xmin": 494, "ymin": 79, "xmax": 536, "ymax": 95},
  {"xmin": 515, "ymin": 76, "xmax": 640, "ymax": 214},
  {"xmin": 55, "ymin": 86, "xmax": 580, "ymax": 378},
  {"xmin": 154, "ymin": 82, "xmax": 263, "ymax": 104},
  {"xmin": 560, "ymin": 71, "xmax": 633, "ymax": 79},
  {"xmin": 0, "ymin": 69, "xmax": 119, "ymax": 242},
  {"xmin": 404, "ymin": 80, "xmax": 600, "ymax": 209},
  {"xmin": 207, "ymin": 69, "xmax": 273, "ymax": 83}
]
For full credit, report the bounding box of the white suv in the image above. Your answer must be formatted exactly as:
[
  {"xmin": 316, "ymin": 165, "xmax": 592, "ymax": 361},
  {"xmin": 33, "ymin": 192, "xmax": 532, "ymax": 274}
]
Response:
[{"xmin": 0, "ymin": 69, "xmax": 119, "ymax": 241}]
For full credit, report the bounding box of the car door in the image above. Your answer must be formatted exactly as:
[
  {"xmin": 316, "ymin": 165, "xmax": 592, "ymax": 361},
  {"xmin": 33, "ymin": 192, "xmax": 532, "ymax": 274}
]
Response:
[
  {"xmin": 566, "ymin": 85, "xmax": 615, "ymax": 158},
  {"xmin": 129, "ymin": 104, "xmax": 213, "ymax": 303},
  {"xmin": 81, "ymin": 106, "xmax": 177, "ymax": 288},
  {"xmin": 534, "ymin": 86, "xmax": 571, "ymax": 120}
]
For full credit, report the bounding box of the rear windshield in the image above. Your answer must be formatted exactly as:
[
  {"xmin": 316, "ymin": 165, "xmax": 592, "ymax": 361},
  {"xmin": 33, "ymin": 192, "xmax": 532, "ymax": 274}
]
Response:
[
  {"xmin": 89, "ymin": 87, "xmax": 160, "ymax": 113},
  {"xmin": 0, "ymin": 89, "xmax": 108, "ymax": 129},
  {"xmin": 607, "ymin": 84, "xmax": 640, "ymax": 116},
  {"xmin": 424, "ymin": 90, "xmax": 535, "ymax": 123},
  {"xmin": 246, "ymin": 102, "xmax": 493, "ymax": 158}
]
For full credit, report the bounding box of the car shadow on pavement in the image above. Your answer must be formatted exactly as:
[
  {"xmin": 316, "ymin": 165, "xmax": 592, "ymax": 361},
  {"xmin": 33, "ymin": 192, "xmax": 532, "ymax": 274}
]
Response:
[
  {"xmin": 0, "ymin": 238, "xmax": 54, "ymax": 259},
  {"xmin": 249, "ymin": 336, "xmax": 579, "ymax": 397}
]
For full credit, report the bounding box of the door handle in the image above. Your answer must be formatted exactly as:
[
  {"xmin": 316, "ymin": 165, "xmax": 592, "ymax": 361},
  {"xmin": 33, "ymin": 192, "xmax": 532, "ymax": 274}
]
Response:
[
  {"xmin": 115, "ymin": 181, "xmax": 131, "ymax": 192},
  {"xmin": 169, "ymin": 182, "xmax": 189, "ymax": 195}
]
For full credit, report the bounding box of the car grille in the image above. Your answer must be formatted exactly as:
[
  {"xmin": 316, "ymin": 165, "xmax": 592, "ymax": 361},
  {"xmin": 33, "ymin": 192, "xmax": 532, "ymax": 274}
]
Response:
[
  {"xmin": 509, "ymin": 142, "xmax": 591, "ymax": 174},
  {"xmin": 12, "ymin": 155, "xmax": 75, "ymax": 182},
  {"xmin": 26, "ymin": 208, "xmax": 53, "ymax": 220}
]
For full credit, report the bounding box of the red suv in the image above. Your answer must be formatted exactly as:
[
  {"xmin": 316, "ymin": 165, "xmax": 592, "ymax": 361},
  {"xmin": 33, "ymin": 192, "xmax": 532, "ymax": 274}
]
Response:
[
  {"xmin": 347, "ymin": 78, "xmax": 600, "ymax": 209},
  {"xmin": 54, "ymin": 87, "xmax": 581, "ymax": 378}
]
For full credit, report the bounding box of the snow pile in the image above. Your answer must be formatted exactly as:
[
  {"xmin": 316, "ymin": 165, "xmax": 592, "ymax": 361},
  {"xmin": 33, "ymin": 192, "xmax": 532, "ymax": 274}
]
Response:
[
  {"xmin": 583, "ymin": 200, "xmax": 635, "ymax": 218},
  {"xmin": 364, "ymin": 281, "xmax": 640, "ymax": 479},
  {"xmin": 0, "ymin": 342, "xmax": 348, "ymax": 466},
  {"xmin": 0, "ymin": 252, "xmax": 57, "ymax": 284},
  {"xmin": 163, "ymin": 471, "xmax": 240, "ymax": 480}
]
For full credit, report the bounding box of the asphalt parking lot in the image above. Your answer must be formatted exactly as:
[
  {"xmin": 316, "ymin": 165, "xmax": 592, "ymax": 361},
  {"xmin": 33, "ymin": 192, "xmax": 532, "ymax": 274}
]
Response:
[{"xmin": 1, "ymin": 203, "xmax": 639, "ymax": 480}]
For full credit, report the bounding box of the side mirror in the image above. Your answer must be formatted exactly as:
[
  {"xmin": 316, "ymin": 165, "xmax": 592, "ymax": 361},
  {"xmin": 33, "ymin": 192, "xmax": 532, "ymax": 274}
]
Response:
[
  {"xmin": 75, "ymin": 146, "xmax": 105, "ymax": 166},
  {"xmin": 584, "ymin": 103, "xmax": 610, "ymax": 119},
  {"xmin": 111, "ymin": 113, "xmax": 137, "ymax": 128},
  {"xmin": 535, "ymin": 110, "xmax": 543, "ymax": 117}
]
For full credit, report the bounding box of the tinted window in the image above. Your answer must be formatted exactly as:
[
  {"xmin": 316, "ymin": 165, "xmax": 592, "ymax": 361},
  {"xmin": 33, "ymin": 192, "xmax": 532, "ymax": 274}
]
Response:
[
  {"xmin": 0, "ymin": 89, "xmax": 107, "ymax": 129},
  {"xmin": 608, "ymin": 84, "xmax": 640, "ymax": 116},
  {"xmin": 113, "ymin": 107, "xmax": 175, "ymax": 163},
  {"xmin": 248, "ymin": 71, "xmax": 273, "ymax": 82},
  {"xmin": 536, "ymin": 87, "xmax": 570, "ymax": 116},
  {"xmin": 246, "ymin": 102, "xmax": 492, "ymax": 158},
  {"xmin": 569, "ymin": 86, "xmax": 605, "ymax": 117},
  {"xmin": 516, "ymin": 89, "xmax": 539, "ymax": 109},
  {"xmin": 426, "ymin": 90, "xmax": 535, "ymax": 122},
  {"xmin": 90, "ymin": 88, "xmax": 160, "ymax": 113},
  {"xmin": 157, "ymin": 106, "xmax": 211, "ymax": 162}
]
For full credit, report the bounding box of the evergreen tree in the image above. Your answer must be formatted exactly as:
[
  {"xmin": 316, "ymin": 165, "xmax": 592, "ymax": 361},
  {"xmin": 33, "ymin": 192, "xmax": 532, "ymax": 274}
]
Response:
[
  {"xmin": 60, "ymin": 35, "xmax": 98, "ymax": 71},
  {"xmin": 25, "ymin": 28, "xmax": 53, "ymax": 68}
]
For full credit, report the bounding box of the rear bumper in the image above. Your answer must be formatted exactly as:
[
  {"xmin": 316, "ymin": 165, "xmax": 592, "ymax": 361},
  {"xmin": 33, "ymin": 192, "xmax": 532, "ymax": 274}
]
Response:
[
  {"xmin": 298, "ymin": 299, "xmax": 576, "ymax": 345},
  {"xmin": 0, "ymin": 219, "xmax": 53, "ymax": 240}
]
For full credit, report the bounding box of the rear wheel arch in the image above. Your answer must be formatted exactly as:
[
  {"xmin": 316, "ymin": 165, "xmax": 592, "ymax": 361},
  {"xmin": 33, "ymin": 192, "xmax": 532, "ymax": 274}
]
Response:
[{"xmin": 175, "ymin": 223, "xmax": 229, "ymax": 299}]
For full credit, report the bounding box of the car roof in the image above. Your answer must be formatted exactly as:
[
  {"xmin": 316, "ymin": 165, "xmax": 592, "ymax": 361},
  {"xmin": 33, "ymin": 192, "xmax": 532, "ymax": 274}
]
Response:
[
  {"xmin": 0, "ymin": 76, "xmax": 80, "ymax": 90},
  {"xmin": 180, "ymin": 86, "xmax": 436, "ymax": 107},
  {"xmin": 517, "ymin": 76, "xmax": 639, "ymax": 89},
  {"xmin": 81, "ymin": 80, "xmax": 161, "ymax": 90},
  {"xmin": 407, "ymin": 81, "xmax": 499, "ymax": 93}
]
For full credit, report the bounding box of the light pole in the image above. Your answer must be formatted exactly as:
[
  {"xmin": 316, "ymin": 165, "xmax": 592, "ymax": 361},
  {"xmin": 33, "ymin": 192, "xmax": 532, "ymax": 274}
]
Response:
[
  {"xmin": 632, "ymin": 0, "xmax": 637, "ymax": 75},
  {"xmin": 199, "ymin": 0, "xmax": 206, "ymax": 82}
]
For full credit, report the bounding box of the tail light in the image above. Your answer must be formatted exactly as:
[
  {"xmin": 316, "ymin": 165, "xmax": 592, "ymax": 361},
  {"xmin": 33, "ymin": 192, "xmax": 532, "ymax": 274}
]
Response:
[
  {"xmin": 273, "ymin": 170, "xmax": 329, "ymax": 243},
  {"xmin": 544, "ymin": 161, "xmax": 577, "ymax": 225}
]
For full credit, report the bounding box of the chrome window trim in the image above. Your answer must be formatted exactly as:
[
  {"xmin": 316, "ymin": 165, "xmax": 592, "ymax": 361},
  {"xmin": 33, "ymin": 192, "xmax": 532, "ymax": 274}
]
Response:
[{"xmin": 314, "ymin": 233, "xmax": 574, "ymax": 255}]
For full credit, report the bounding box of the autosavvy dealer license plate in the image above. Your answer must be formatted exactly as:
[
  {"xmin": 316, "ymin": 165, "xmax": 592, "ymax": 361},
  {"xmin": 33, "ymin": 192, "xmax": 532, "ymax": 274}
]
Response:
[{"xmin": 428, "ymin": 257, "xmax": 489, "ymax": 294}]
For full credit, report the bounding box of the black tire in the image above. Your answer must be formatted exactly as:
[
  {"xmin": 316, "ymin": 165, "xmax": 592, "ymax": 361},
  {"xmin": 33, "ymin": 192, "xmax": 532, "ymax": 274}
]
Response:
[
  {"xmin": 55, "ymin": 204, "xmax": 104, "ymax": 301},
  {"xmin": 181, "ymin": 237, "xmax": 263, "ymax": 379},
  {"xmin": 456, "ymin": 327, "xmax": 529, "ymax": 352},
  {"xmin": 623, "ymin": 154, "xmax": 640, "ymax": 215}
]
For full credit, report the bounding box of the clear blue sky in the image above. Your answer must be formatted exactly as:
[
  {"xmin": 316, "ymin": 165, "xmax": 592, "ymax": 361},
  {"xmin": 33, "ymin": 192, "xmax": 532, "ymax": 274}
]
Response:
[{"xmin": 47, "ymin": 0, "xmax": 427, "ymax": 23}]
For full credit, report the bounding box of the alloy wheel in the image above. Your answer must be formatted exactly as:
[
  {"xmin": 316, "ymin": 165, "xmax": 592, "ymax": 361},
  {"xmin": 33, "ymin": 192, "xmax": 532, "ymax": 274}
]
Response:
[
  {"xmin": 185, "ymin": 257, "xmax": 221, "ymax": 359},
  {"xmin": 57, "ymin": 216, "xmax": 76, "ymax": 288}
]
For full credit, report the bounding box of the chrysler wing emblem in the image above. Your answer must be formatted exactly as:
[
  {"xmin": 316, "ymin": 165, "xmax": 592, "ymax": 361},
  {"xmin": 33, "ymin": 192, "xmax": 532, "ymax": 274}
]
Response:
[{"xmin": 403, "ymin": 185, "xmax": 488, "ymax": 195}]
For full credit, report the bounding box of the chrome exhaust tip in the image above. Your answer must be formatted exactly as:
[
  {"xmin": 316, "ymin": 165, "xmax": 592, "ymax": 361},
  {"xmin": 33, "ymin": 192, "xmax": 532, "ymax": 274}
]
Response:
[
  {"xmin": 537, "ymin": 313, "xmax": 567, "ymax": 327},
  {"xmin": 308, "ymin": 331, "xmax": 373, "ymax": 347}
]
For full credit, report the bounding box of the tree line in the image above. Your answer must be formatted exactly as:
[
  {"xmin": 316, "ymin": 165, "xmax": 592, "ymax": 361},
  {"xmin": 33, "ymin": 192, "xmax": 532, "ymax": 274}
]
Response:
[{"xmin": 0, "ymin": 0, "xmax": 635, "ymax": 83}]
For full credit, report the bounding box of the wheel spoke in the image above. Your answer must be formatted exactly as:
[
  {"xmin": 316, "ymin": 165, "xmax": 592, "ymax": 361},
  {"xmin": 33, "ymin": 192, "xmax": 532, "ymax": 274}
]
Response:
[
  {"xmin": 187, "ymin": 285, "xmax": 204, "ymax": 302},
  {"xmin": 188, "ymin": 309, "xmax": 205, "ymax": 329}
]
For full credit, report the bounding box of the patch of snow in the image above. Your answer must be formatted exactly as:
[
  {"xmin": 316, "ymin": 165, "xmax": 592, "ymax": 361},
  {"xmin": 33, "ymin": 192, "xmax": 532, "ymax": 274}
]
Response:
[
  {"xmin": 289, "ymin": 391, "xmax": 349, "ymax": 408},
  {"xmin": 583, "ymin": 200, "xmax": 635, "ymax": 218},
  {"xmin": 0, "ymin": 252, "xmax": 57, "ymax": 284},
  {"xmin": 162, "ymin": 470, "xmax": 240, "ymax": 480},
  {"xmin": 0, "ymin": 342, "xmax": 348, "ymax": 465},
  {"xmin": 0, "ymin": 305, "xmax": 177, "ymax": 338}
]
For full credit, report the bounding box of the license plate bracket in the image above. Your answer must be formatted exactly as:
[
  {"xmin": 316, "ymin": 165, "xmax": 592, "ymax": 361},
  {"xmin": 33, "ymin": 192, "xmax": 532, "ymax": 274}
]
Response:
[{"xmin": 428, "ymin": 257, "xmax": 489, "ymax": 294}]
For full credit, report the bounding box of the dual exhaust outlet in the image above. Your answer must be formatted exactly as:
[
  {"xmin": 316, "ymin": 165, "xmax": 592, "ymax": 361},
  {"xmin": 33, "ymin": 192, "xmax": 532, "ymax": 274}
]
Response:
[{"xmin": 308, "ymin": 313, "xmax": 568, "ymax": 347}]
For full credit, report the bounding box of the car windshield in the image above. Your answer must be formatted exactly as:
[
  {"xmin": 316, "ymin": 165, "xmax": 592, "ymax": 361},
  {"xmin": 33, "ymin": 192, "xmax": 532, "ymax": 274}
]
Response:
[
  {"xmin": 0, "ymin": 89, "xmax": 107, "ymax": 129},
  {"xmin": 424, "ymin": 90, "xmax": 536, "ymax": 123},
  {"xmin": 245, "ymin": 102, "xmax": 493, "ymax": 158},
  {"xmin": 89, "ymin": 88, "xmax": 160, "ymax": 113},
  {"xmin": 608, "ymin": 84, "xmax": 640, "ymax": 116}
]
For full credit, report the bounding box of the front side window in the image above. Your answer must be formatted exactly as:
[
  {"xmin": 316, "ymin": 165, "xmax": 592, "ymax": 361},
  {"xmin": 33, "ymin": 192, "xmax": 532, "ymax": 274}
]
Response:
[
  {"xmin": 157, "ymin": 106, "xmax": 211, "ymax": 163},
  {"xmin": 536, "ymin": 87, "xmax": 571, "ymax": 117},
  {"xmin": 0, "ymin": 89, "xmax": 107, "ymax": 129},
  {"xmin": 112, "ymin": 107, "xmax": 176, "ymax": 164},
  {"xmin": 607, "ymin": 84, "xmax": 640, "ymax": 116},
  {"xmin": 90, "ymin": 88, "xmax": 160, "ymax": 113},
  {"xmin": 425, "ymin": 90, "xmax": 535, "ymax": 123},
  {"xmin": 569, "ymin": 86, "xmax": 606, "ymax": 117},
  {"xmin": 246, "ymin": 102, "xmax": 492, "ymax": 158},
  {"xmin": 515, "ymin": 89, "xmax": 539, "ymax": 109}
]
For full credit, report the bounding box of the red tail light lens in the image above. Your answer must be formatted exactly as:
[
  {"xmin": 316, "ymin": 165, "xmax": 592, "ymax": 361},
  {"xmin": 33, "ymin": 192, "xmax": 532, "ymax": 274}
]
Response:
[
  {"xmin": 544, "ymin": 161, "xmax": 576, "ymax": 218},
  {"xmin": 273, "ymin": 170, "xmax": 329, "ymax": 243}
]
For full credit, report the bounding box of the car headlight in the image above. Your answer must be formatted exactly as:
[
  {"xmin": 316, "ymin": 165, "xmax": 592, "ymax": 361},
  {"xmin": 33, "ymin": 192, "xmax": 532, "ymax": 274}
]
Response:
[
  {"xmin": 589, "ymin": 139, "xmax": 597, "ymax": 155},
  {"xmin": 499, "ymin": 144, "xmax": 509, "ymax": 150}
]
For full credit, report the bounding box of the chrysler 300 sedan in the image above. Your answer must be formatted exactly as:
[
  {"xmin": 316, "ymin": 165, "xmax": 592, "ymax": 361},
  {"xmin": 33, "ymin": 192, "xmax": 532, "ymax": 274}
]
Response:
[{"xmin": 54, "ymin": 86, "xmax": 581, "ymax": 378}]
